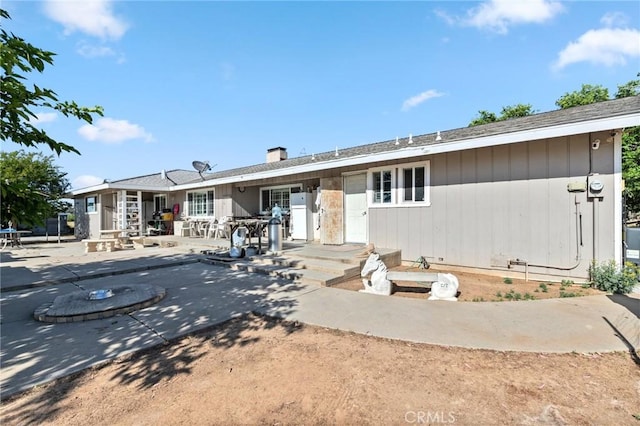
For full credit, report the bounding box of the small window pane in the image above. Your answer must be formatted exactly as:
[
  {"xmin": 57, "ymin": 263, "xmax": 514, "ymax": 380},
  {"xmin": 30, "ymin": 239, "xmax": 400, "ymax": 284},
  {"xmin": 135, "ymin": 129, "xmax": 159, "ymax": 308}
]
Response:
[
  {"xmin": 207, "ymin": 190, "xmax": 214, "ymax": 216},
  {"xmin": 382, "ymin": 170, "xmax": 391, "ymax": 203},
  {"xmin": 403, "ymin": 168, "xmax": 413, "ymax": 201},
  {"xmin": 415, "ymin": 167, "xmax": 425, "ymax": 201},
  {"xmin": 86, "ymin": 196, "xmax": 96, "ymax": 213},
  {"xmin": 373, "ymin": 172, "xmax": 382, "ymax": 203}
]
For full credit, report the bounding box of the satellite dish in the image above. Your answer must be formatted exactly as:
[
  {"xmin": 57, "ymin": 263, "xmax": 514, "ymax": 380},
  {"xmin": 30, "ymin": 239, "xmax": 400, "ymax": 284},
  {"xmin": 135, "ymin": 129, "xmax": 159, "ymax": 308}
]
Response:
[
  {"xmin": 192, "ymin": 160, "xmax": 211, "ymax": 173},
  {"xmin": 192, "ymin": 160, "xmax": 216, "ymax": 180}
]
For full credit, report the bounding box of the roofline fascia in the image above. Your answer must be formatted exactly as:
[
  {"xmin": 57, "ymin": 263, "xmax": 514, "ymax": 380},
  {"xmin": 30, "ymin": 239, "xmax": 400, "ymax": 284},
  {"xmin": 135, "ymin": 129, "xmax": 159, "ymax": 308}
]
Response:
[
  {"xmin": 175, "ymin": 112, "xmax": 640, "ymax": 190},
  {"xmin": 69, "ymin": 183, "xmax": 174, "ymax": 196}
]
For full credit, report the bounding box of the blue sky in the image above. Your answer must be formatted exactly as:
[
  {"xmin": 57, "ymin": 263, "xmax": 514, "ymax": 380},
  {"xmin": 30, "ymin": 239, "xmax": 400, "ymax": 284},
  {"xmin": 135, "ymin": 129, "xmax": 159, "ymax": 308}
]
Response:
[{"xmin": 3, "ymin": 1, "xmax": 639, "ymax": 190}]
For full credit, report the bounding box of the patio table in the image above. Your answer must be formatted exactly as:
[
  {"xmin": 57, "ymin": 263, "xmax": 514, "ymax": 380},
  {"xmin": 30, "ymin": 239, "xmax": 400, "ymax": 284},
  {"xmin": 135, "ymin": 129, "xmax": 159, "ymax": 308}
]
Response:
[
  {"xmin": 228, "ymin": 218, "xmax": 269, "ymax": 254},
  {"xmin": 0, "ymin": 229, "xmax": 31, "ymax": 251}
]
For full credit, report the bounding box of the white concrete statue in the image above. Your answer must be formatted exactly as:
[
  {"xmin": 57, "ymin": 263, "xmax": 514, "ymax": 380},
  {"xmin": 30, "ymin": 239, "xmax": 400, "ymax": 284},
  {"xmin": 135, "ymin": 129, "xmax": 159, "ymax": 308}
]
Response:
[
  {"xmin": 428, "ymin": 273, "xmax": 459, "ymax": 301},
  {"xmin": 360, "ymin": 252, "xmax": 392, "ymax": 296}
]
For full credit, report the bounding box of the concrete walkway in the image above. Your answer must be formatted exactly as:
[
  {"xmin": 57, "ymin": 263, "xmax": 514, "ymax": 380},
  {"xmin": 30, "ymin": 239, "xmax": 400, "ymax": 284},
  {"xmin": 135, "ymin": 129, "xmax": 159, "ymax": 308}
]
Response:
[{"xmin": 1, "ymin": 239, "xmax": 638, "ymax": 400}]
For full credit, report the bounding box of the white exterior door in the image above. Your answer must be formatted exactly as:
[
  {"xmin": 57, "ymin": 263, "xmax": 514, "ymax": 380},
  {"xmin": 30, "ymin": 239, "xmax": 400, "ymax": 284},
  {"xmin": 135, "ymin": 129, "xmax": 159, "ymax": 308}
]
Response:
[{"xmin": 344, "ymin": 173, "xmax": 367, "ymax": 243}]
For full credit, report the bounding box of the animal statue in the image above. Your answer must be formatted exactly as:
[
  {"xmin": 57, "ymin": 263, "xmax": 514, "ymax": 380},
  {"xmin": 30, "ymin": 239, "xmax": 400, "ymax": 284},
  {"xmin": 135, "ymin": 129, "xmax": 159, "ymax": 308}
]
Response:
[
  {"xmin": 360, "ymin": 253, "xmax": 392, "ymax": 296},
  {"xmin": 428, "ymin": 273, "xmax": 459, "ymax": 301}
]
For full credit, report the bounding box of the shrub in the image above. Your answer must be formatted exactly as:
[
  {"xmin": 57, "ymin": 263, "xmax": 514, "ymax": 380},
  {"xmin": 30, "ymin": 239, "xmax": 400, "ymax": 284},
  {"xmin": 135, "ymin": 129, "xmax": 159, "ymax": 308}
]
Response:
[
  {"xmin": 538, "ymin": 283, "xmax": 548, "ymax": 293},
  {"xmin": 503, "ymin": 277, "xmax": 513, "ymax": 284},
  {"xmin": 588, "ymin": 260, "xmax": 639, "ymax": 294}
]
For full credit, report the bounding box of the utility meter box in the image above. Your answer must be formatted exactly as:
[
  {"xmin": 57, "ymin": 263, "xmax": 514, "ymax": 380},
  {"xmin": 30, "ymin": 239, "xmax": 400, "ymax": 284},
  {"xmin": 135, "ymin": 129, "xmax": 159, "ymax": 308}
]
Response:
[
  {"xmin": 567, "ymin": 181, "xmax": 587, "ymax": 192},
  {"xmin": 587, "ymin": 174, "xmax": 604, "ymax": 198}
]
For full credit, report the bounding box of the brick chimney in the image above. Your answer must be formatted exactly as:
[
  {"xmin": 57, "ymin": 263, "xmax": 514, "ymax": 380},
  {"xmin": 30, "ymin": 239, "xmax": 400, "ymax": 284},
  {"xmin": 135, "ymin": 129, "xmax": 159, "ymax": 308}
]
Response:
[{"xmin": 266, "ymin": 147, "xmax": 288, "ymax": 163}]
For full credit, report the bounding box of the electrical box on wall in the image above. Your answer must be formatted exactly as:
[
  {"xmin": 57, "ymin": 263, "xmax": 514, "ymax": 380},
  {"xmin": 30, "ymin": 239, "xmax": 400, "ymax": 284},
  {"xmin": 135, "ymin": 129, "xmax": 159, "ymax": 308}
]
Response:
[
  {"xmin": 587, "ymin": 174, "xmax": 604, "ymax": 198},
  {"xmin": 567, "ymin": 181, "xmax": 587, "ymax": 192}
]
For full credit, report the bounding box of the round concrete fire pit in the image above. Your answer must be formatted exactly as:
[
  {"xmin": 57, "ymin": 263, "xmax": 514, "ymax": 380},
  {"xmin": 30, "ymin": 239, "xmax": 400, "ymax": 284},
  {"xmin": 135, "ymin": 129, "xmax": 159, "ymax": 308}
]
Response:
[{"xmin": 34, "ymin": 284, "xmax": 166, "ymax": 323}]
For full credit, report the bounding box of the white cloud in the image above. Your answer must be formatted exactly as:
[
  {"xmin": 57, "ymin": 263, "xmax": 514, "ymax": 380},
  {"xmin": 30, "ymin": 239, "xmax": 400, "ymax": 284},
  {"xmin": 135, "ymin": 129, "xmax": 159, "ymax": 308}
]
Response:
[
  {"xmin": 78, "ymin": 118, "xmax": 154, "ymax": 144},
  {"xmin": 72, "ymin": 175, "xmax": 104, "ymax": 190},
  {"xmin": 30, "ymin": 112, "xmax": 58, "ymax": 124},
  {"xmin": 437, "ymin": 0, "xmax": 564, "ymax": 34},
  {"xmin": 77, "ymin": 42, "xmax": 115, "ymax": 58},
  {"xmin": 600, "ymin": 12, "xmax": 630, "ymax": 28},
  {"xmin": 401, "ymin": 90, "xmax": 445, "ymax": 112},
  {"xmin": 43, "ymin": 0, "xmax": 128, "ymax": 40},
  {"xmin": 76, "ymin": 41, "xmax": 126, "ymax": 63},
  {"xmin": 552, "ymin": 28, "xmax": 640, "ymax": 70}
]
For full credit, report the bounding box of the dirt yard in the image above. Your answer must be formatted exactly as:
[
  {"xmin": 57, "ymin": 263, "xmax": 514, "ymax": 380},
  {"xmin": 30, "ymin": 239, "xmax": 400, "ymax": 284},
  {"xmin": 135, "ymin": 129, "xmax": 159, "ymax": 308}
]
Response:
[
  {"xmin": 1, "ymin": 271, "xmax": 637, "ymax": 425},
  {"xmin": 333, "ymin": 265, "xmax": 607, "ymax": 301}
]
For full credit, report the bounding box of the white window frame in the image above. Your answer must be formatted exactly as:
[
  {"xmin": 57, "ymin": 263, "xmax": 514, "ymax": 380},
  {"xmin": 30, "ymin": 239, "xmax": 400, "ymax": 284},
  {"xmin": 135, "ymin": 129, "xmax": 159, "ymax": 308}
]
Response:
[
  {"xmin": 398, "ymin": 160, "xmax": 431, "ymax": 206},
  {"xmin": 85, "ymin": 195, "xmax": 97, "ymax": 213},
  {"xmin": 259, "ymin": 184, "xmax": 302, "ymax": 213},
  {"xmin": 154, "ymin": 194, "xmax": 167, "ymax": 213},
  {"xmin": 368, "ymin": 167, "xmax": 396, "ymax": 206},
  {"xmin": 185, "ymin": 189, "xmax": 215, "ymax": 218},
  {"xmin": 367, "ymin": 160, "xmax": 430, "ymax": 208}
]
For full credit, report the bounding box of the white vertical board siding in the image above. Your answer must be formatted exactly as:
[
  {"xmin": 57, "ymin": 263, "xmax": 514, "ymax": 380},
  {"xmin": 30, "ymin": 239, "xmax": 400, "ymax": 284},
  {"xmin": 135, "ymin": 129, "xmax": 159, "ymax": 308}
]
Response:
[
  {"xmin": 460, "ymin": 150, "xmax": 479, "ymax": 267},
  {"xmin": 475, "ymin": 147, "xmax": 494, "ymax": 267},
  {"xmin": 368, "ymin": 133, "xmax": 615, "ymax": 280},
  {"xmin": 527, "ymin": 139, "xmax": 550, "ymax": 268},
  {"xmin": 508, "ymin": 143, "xmax": 530, "ymax": 261},
  {"xmin": 491, "ymin": 145, "xmax": 511, "ymax": 266},
  {"xmin": 445, "ymin": 151, "xmax": 462, "ymax": 265},
  {"xmin": 430, "ymin": 156, "xmax": 448, "ymax": 262}
]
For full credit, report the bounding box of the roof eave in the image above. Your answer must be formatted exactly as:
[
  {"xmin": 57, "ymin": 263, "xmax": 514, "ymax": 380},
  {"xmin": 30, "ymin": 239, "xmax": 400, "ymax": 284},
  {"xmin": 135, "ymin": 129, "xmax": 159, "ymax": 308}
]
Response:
[
  {"xmin": 68, "ymin": 182, "xmax": 175, "ymax": 196},
  {"xmin": 175, "ymin": 112, "xmax": 640, "ymax": 190}
]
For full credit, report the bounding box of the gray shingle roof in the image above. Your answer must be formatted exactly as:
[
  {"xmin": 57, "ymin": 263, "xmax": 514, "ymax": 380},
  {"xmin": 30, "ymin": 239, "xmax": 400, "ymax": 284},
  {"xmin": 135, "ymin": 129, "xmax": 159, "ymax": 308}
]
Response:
[
  {"xmin": 111, "ymin": 169, "xmax": 202, "ymax": 186},
  {"xmin": 202, "ymin": 95, "xmax": 640, "ymax": 182}
]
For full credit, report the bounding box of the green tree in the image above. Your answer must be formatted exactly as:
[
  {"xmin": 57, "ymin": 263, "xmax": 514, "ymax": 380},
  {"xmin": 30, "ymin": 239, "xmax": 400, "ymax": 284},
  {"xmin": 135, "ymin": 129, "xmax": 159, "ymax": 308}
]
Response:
[
  {"xmin": 469, "ymin": 110, "xmax": 498, "ymax": 126},
  {"xmin": 469, "ymin": 104, "xmax": 535, "ymax": 126},
  {"xmin": 615, "ymin": 74, "xmax": 640, "ymax": 215},
  {"xmin": 1, "ymin": 8, "xmax": 104, "ymax": 229},
  {"xmin": 0, "ymin": 151, "xmax": 71, "ymax": 228},
  {"xmin": 555, "ymin": 84, "xmax": 609, "ymax": 109},
  {"xmin": 500, "ymin": 103, "xmax": 535, "ymax": 120},
  {"xmin": 0, "ymin": 9, "xmax": 103, "ymax": 155},
  {"xmin": 615, "ymin": 73, "xmax": 640, "ymax": 98}
]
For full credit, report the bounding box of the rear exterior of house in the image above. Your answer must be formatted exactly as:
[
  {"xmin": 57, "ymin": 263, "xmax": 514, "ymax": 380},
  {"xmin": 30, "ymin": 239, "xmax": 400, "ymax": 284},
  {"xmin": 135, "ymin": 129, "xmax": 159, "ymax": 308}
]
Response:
[{"xmin": 70, "ymin": 96, "xmax": 640, "ymax": 281}]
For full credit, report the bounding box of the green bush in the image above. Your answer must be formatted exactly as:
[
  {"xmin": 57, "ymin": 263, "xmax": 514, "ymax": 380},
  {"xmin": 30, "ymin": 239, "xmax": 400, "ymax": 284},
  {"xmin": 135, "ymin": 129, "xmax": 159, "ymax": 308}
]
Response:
[{"xmin": 588, "ymin": 260, "xmax": 639, "ymax": 294}]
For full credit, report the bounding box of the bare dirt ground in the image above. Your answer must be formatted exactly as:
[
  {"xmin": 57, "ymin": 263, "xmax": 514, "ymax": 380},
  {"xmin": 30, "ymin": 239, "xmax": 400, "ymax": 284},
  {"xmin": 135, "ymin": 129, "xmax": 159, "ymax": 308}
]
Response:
[{"xmin": 1, "ymin": 271, "xmax": 637, "ymax": 425}]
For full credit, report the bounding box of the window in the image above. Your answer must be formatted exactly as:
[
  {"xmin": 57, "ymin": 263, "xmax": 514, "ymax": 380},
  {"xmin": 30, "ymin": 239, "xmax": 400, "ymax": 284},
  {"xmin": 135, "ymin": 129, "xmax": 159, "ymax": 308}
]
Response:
[
  {"xmin": 401, "ymin": 165, "xmax": 426, "ymax": 203},
  {"xmin": 368, "ymin": 161, "xmax": 430, "ymax": 207},
  {"xmin": 154, "ymin": 194, "xmax": 167, "ymax": 212},
  {"xmin": 187, "ymin": 190, "xmax": 214, "ymax": 217},
  {"xmin": 372, "ymin": 170, "xmax": 393, "ymax": 204},
  {"xmin": 85, "ymin": 196, "xmax": 97, "ymax": 213},
  {"xmin": 260, "ymin": 184, "xmax": 301, "ymax": 212}
]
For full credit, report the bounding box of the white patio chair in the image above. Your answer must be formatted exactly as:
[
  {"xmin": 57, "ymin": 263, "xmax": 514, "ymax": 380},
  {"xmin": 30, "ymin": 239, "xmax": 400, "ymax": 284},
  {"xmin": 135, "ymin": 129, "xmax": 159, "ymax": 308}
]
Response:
[
  {"xmin": 189, "ymin": 220, "xmax": 202, "ymax": 237},
  {"xmin": 204, "ymin": 219, "xmax": 218, "ymax": 239},
  {"xmin": 212, "ymin": 216, "xmax": 231, "ymax": 239}
]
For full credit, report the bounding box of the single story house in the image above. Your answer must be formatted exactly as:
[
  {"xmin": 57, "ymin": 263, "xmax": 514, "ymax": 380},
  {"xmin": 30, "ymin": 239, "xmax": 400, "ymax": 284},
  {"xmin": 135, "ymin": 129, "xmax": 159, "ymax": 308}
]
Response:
[{"xmin": 69, "ymin": 96, "xmax": 640, "ymax": 281}]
